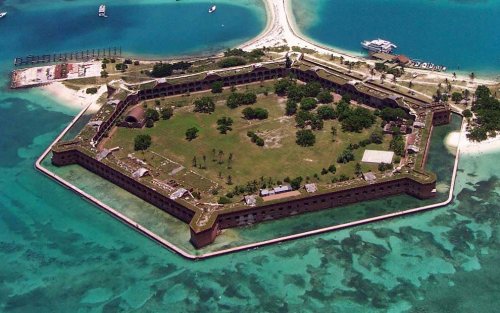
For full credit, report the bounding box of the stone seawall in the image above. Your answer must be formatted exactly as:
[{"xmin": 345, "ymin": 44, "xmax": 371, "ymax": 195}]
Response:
[{"xmin": 52, "ymin": 149, "xmax": 435, "ymax": 248}]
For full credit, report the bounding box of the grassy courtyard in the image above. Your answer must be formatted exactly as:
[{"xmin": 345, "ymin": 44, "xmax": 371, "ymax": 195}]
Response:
[{"xmin": 104, "ymin": 89, "xmax": 392, "ymax": 195}]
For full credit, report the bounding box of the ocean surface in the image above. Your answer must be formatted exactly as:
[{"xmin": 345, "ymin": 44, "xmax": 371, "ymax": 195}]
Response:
[
  {"xmin": 291, "ymin": 0, "xmax": 500, "ymax": 77},
  {"xmin": 1, "ymin": 0, "xmax": 500, "ymax": 312}
]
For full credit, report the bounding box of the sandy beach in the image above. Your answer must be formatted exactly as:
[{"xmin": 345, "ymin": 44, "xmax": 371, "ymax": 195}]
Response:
[
  {"xmin": 446, "ymin": 126, "xmax": 500, "ymax": 155},
  {"xmin": 40, "ymin": 82, "xmax": 107, "ymax": 110}
]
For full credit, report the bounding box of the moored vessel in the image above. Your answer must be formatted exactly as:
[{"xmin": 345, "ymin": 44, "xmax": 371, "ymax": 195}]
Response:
[
  {"xmin": 208, "ymin": 5, "xmax": 217, "ymax": 13},
  {"xmin": 0, "ymin": 12, "xmax": 7, "ymax": 19},
  {"xmin": 361, "ymin": 39, "xmax": 397, "ymax": 54}
]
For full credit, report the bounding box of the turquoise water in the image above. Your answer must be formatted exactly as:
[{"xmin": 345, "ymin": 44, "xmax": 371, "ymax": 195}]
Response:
[
  {"xmin": 291, "ymin": 0, "xmax": 500, "ymax": 77},
  {"xmin": 2, "ymin": 0, "xmax": 500, "ymax": 312},
  {"xmin": 42, "ymin": 113, "xmax": 461, "ymax": 255}
]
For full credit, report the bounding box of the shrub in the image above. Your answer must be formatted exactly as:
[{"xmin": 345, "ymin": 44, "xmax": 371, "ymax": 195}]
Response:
[
  {"xmin": 218, "ymin": 196, "xmax": 231, "ymax": 204},
  {"xmin": 193, "ymin": 97, "xmax": 215, "ymax": 113},
  {"xmin": 300, "ymin": 97, "xmax": 318, "ymax": 111},
  {"xmin": 160, "ymin": 107, "xmax": 173, "ymax": 120},
  {"xmin": 211, "ymin": 81, "xmax": 224, "ymax": 93},
  {"xmin": 185, "ymin": 127, "xmax": 199, "ymax": 141},
  {"xmin": 370, "ymin": 130, "xmax": 384, "ymax": 144},
  {"xmin": 296, "ymin": 129, "xmax": 316, "ymax": 147},
  {"xmin": 242, "ymin": 107, "xmax": 268, "ymax": 120},
  {"xmin": 217, "ymin": 56, "xmax": 247, "ymax": 68},
  {"xmin": 86, "ymin": 87, "xmax": 98, "ymax": 94},
  {"xmin": 328, "ymin": 164, "xmax": 337, "ymax": 174},
  {"xmin": 134, "ymin": 134, "xmax": 151, "ymax": 151}
]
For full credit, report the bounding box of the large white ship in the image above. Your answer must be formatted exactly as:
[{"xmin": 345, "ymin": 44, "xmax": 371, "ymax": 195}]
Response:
[
  {"xmin": 361, "ymin": 39, "xmax": 397, "ymax": 54},
  {"xmin": 0, "ymin": 12, "xmax": 7, "ymax": 19},
  {"xmin": 208, "ymin": 5, "xmax": 217, "ymax": 13}
]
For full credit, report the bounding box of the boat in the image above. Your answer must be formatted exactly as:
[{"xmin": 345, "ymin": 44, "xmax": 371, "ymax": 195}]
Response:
[
  {"xmin": 0, "ymin": 12, "xmax": 7, "ymax": 19},
  {"xmin": 361, "ymin": 39, "xmax": 397, "ymax": 54},
  {"xmin": 98, "ymin": 4, "xmax": 107, "ymax": 17},
  {"xmin": 208, "ymin": 5, "xmax": 217, "ymax": 13}
]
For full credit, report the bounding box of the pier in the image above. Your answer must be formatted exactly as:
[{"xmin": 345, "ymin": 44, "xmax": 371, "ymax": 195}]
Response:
[{"xmin": 14, "ymin": 47, "xmax": 122, "ymax": 67}]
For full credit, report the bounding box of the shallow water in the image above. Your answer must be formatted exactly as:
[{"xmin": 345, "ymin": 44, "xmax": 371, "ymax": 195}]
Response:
[{"xmin": 1, "ymin": 0, "xmax": 500, "ymax": 312}]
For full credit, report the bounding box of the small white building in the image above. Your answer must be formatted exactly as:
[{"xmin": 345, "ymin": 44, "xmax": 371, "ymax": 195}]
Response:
[{"xmin": 362, "ymin": 150, "xmax": 394, "ymax": 164}]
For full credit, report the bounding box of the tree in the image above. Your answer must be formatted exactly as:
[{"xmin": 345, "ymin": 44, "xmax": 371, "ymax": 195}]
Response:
[
  {"xmin": 317, "ymin": 90, "xmax": 333, "ymax": 104},
  {"xmin": 390, "ymin": 135, "xmax": 405, "ymax": 156},
  {"xmin": 185, "ymin": 127, "xmax": 199, "ymax": 141},
  {"xmin": 160, "ymin": 107, "xmax": 173, "ymax": 120},
  {"xmin": 451, "ymin": 92, "xmax": 463, "ymax": 104},
  {"xmin": 469, "ymin": 72, "xmax": 475, "ymax": 82},
  {"xmin": 296, "ymin": 130, "xmax": 316, "ymax": 147},
  {"xmin": 370, "ymin": 130, "xmax": 384, "ymax": 144},
  {"xmin": 462, "ymin": 109, "xmax": 472, "ymax": 118},
  {"xmin": 216, "ymin": 117, "xmax": 234, "ymax": 134},
  {"xmin": 380, "ymin": 107, "xmax": 408, "ymax": 122},
  {"xmin": 150, "ymin": 63, "xmax": 173, "ymax": 77},
  {"xmin": 337, "ymin": 148, "xmax": 354, "ymax": 163},
  {"xmin": 287, "ymin": 84, "xmax": 305, "ymax": 103},
  {"xmin": 340, "ymin": 108, "xmax": 376, "ymax": 132},
  {"xmin": 300, "ymin": 97, "xmax": 318, "ymax": 111},
  {"xmin": 274, "ymin": 79, "xmax": 294, "ymax": 96},
  {"xmin": 100, "ymin": 70, "xmax": 108, "ymax": 78},
  {"xmin": 380, "ymin": 73, "xmax": 386, "ymax": 84},
  {"xmin": 331, "ymin": 126, "xmax": 337, "ymax": 142},
  {"xmin": 211, "ymin": 81, "xmax": 223, "ymax": 93},
  {"xmin": 134, "ymin": 134, "xmax": 152, "ymax": 151},
  {"xmin": 226, "ymin": 175, "xmax": 233, "ymax": 185},
  {"xmin": 290, "ymin": 176, "xmax": 303, "ymax": 190},
  {"xmin": 317, "ymin": 106, "xmax": 336, "ymax": 120},
  {"xmin": 193, "ymin": 97, "xmax": 215, "ymax": 113},
  {"xmin": 217, "ymin": 57, "xmax": 247, "ymax": 68},
  {"xmin": 285, "ymin": 99, "xmax": 298, "ymax": 115},
  {"xmin": 355, "ymin": 163, "xmax": 362, "ymax": 176},
  {"xmin": 328, "ymin": 164, "xmax": 336, "ymax": 174},
  {"xmin": 302, "ymin": 81, "xmax": 322, "ymax": 98},
  {"xmin": 226, "ymin": 92, "xmax": 257, "ymax": 108},
  {"xmin": 192, "ymin": 156, "xmax": 197, "ymax": 167},
  {"xmin": 145, "ymin": 108, "xmax": 160, "ymax": 121},
  {"xmin": 242, "ymin": 107, "xmax": 268, "ymax": 120}
]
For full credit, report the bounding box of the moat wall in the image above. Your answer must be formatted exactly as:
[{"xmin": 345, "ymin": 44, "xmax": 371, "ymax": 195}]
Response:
[{"xmin": 52, "ymin": 149, "xmax": 435, "ymax": 248}]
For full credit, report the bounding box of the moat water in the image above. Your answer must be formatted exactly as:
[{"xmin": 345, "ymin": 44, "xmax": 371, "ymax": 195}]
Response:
[{"xmin": 1, "ymin": 0, "xmax": 500, "ymax": 312}]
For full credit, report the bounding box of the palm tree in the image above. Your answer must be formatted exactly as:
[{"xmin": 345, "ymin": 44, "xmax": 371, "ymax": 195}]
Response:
[
  {"xmin": 380, "ymin": 73, "xmax": 386, "ymax": 84},
  {"xmin": 392, "ymin": 75, "xmax": 397, "ymax": 84},
  {"xmin": 202, "ymin": 155, "xmax": 207, "ymax": 169},
  {"xmin": 469, "ymin": 72, "xmax": 475, "ymax": 82},
  {"xmin": 192, "ymin": 156, "xmax": 197, "ymax": 168},
  {"xmin": 452, "ymin": 72, "xmax": 457, "ymax": 80},
  {"xmin": 370, "ymin": 67, "xmax": 375, "ymax": 79}
]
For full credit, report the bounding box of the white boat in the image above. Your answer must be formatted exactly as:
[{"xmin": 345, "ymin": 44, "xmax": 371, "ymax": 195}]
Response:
[
  {"xmin": 361, "ymin": 38, "xmax": 397, "ymax": 54},
  {"xmin": 98, "ymin": 4, "xmax": 107, "ymax": 17},
  {"xmin": 0, "ymin": 12, "xmax": 7, "ymax": 19},
  {"xmin": 208, "ymin": 5, "xmax": 216, "ymax": 13}
]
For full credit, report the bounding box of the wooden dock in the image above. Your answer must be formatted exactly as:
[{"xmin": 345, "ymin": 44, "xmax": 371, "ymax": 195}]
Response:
[{"xmin": 14, "ymin": 47, "xmax": 122, "ymax": 67}]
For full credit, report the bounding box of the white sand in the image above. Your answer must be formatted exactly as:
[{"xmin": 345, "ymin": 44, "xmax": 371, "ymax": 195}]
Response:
[
  {"xmin": 446, "ymin": 124, "xmax": 500, "ymax": 156},
  {"xmin": 40, "ymin": 82, "xmax": 107, "ymax": 110}
]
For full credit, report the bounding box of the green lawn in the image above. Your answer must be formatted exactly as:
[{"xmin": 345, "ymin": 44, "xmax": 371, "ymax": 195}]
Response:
[{"xmin": 105, "ymin": 92, "xmax": 391, "ymax": 194}]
